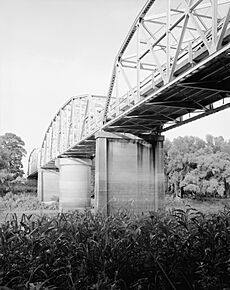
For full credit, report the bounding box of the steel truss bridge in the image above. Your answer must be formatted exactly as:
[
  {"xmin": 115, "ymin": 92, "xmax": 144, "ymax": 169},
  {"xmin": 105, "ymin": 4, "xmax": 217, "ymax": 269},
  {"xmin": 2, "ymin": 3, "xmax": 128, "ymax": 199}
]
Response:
[{"xmin": 28, "ymin": 0, "xmax": 230, "ymax": 177}]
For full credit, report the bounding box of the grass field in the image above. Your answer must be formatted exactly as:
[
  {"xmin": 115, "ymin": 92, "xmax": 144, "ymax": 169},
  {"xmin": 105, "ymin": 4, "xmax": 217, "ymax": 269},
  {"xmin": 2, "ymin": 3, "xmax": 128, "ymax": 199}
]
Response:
[
  {"xmin": 1, "ymin": 195, "xmax": 230, "ymax": 225},
  {"xmin": 0, "ymin": 193, "xmax": 229, "ymax": 227},
  {"xmin": 165, "ymin": 195, "xmax": 230, "ymax": 214}
]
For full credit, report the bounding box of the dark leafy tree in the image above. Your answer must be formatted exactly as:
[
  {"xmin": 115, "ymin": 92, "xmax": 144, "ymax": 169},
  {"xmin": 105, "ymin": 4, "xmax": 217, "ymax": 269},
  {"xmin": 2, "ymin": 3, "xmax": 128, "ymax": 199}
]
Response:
[
  {"xmin": 0, "ymin": 133, "xmax": 26, "ymax": 195},
  {"xmin": 165, "ymin": 136, "xmax": 206, "ymax": 197},
  {"xmin": 165, "ymin": 135, "xmax": 230, "ymax": 198}
]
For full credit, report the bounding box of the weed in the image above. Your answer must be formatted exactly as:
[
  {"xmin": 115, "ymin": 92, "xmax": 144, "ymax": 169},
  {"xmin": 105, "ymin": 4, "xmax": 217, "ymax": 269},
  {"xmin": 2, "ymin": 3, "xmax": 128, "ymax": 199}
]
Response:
[{"xmin": 0, "ymin": 209, "xmax": 229, "ymax": 289}]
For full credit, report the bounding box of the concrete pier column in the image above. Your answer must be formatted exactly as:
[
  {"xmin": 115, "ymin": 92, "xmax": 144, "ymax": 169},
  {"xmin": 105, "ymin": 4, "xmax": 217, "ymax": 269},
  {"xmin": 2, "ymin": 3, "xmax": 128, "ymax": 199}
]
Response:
[
  {"xmin": 56, "ymin": 158, "xmax": 92, "ymax": 211},
  {"xmin": 95, "ymin": 132, "xmax": 165, "ymax": 215},
  {"xmin": 37, "ymin": 168, "xmax": 59, "ymax": 202}
]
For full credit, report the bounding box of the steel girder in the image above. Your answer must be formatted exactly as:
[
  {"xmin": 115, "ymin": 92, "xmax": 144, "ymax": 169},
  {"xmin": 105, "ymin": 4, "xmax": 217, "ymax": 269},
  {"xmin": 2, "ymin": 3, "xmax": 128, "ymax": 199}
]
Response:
[
  {"xmin": 103, "ymin": 0, "xmax": 230, "ymax": 131},
  {"xmin": 39, "ymin": 95, "xmax": 106, "ymax": 168},
  {"xmin": 28, "ymin": 0, "xmax": 230, "ymax": 174}
]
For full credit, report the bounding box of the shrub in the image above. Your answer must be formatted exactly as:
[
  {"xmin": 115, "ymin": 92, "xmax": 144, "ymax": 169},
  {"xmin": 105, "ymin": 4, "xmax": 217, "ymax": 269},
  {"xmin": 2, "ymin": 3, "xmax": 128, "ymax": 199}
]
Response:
[
  {"xmin": 0, "ymin": 193, "xmax": 58, "ymax": 211},
  {"xmin": 10, "ymin": 178, "xmax": 37, "ymax": 195},
  {"xmin": 0, "ymin": 208, "xmax": 230, "ymax": 289}
]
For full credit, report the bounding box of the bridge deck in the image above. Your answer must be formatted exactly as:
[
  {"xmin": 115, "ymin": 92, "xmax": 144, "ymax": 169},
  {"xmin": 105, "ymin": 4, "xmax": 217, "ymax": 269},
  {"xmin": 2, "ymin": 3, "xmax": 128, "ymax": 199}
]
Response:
[
  {"xmin": 28, "ymin": 0, "xmax": 230, "ymax": 177},
  {"xmin": 103, "ymin": 42, "xmax": 230, "ymax": 137}
]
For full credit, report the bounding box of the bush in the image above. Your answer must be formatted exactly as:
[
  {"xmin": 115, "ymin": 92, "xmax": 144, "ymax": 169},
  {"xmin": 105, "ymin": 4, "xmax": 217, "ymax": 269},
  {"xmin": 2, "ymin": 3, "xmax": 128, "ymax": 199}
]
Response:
[
  {"xmin": 11, "ymin": 178, "xmax": 37, "ymax": 195},
  {"xmin": 0, "ymin": 208, "xmax": 230, "ymax": 289},
  {"xmin": 0, "ymin": 192, "xmax": 58, "ymax": 211}
]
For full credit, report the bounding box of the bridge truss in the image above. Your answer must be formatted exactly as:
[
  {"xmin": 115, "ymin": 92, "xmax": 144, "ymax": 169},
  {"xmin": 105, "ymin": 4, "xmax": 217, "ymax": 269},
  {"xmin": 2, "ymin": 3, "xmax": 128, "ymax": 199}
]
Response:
[
  {"xmin": 28, "ymin": 0, "xmax": 230, "ymax": 176},
  {"xmin": 103, "ymin": 0, "xmax": 230, "ymax": 134}
]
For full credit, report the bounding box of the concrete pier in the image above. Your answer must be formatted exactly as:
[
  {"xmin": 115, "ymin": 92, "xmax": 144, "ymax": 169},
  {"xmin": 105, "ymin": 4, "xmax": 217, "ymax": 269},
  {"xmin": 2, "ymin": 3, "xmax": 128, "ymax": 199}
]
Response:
[
  {"xmin": 37, "ymin": 168, "xmax": 59, "ymax": 202},
  {"xmin": 94, "ymin": 132, "xmax": 165, "ymax": 215},
  {"xmin": 36, "ymin": 133, "xmax": 165, "ymax": 214},
  {"xmin": 57, "ymin": 158, "xmax": 92, "ymax": 211}
]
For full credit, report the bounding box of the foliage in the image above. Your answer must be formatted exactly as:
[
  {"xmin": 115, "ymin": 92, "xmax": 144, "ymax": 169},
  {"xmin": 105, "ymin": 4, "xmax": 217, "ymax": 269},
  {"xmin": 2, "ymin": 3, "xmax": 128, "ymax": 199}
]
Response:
[
  {"xmin": 10, "ymin": 178, "xmax": 37, "ymax": 195},
  {"xmin": 0, "ymin": 193, "xmax": 58, "ymax": 211},
  {"xmin": 0, "ymin": 209, "xmax": 230, "ymax": 289},
  {"xmin": 165, "ymin": 135, "xmax": 230, "ymax": 199},
  {"xmin": 0, "ymin": 133, "xmax": 27, "ymax": 196}
]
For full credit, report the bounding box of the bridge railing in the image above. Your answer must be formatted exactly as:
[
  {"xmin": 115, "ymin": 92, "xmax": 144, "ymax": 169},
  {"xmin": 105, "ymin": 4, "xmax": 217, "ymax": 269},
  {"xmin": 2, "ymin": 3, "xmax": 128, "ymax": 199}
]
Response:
[
  {"xmin": 40, "ymin": 95, "xmax": 106, "ymax": 167},
  {"xmin": 103, "ymin": 0, "xmax": 230, "ymax": 123}
]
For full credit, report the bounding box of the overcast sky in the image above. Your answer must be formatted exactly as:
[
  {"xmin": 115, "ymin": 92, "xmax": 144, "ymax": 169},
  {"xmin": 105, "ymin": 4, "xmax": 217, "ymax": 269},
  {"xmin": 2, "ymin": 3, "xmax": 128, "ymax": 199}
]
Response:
[{"xmin": 1, "ymin": 0, "xmax": 230, "ymax": 172}]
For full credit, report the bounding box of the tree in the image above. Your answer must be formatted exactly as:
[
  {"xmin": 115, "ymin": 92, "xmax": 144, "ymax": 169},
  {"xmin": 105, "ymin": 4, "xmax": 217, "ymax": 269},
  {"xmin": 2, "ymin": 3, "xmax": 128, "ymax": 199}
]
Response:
[
  {"xmin": 0, "ymin": 133, "xmax": 26, "ymax": 195},
  {"xmin": 205, "ymin": 134, "xmax": 230, "ymax": 154},
  {"xmin": 165, "ymin": 136, "xmax": 206, "ymax": 197},
  {"xmin": 165, "ymin": 135, "xmax": 230, "ymax": 199}
]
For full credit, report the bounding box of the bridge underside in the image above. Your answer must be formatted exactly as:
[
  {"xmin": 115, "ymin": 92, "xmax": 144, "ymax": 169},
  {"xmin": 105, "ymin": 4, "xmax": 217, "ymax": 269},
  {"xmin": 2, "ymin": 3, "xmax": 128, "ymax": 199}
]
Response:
[
  {"xmin": 36, "ymin": 132, "xmax": 165, "ymax": 214},
  {"xmin": 30, "ymin": 45, "xmax": 230, "ymax": 214},
  {"xmin": 27, "ymin": 0, "xmax": 230, "ymax": 215},
  {"xmin": 104, "ymin": 44, "xmax": 230, "ymax": 137}
]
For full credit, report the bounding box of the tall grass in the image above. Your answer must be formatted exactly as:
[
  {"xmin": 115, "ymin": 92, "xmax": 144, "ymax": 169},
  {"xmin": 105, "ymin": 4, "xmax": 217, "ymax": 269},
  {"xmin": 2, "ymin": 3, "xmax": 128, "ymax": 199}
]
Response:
[{"xmin": 0, "ymin": 208, "xmax": 229, "ymax": 289}]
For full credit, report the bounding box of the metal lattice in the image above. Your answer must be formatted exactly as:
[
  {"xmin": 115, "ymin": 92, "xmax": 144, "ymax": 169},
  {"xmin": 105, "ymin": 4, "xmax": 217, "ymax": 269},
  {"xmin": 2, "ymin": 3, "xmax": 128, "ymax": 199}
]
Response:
[
  {"xmin": 38, "ymin": 95, "xmax": 106, "ymax": 170},
  {"xmin": 28, "ymin": 0, "xmax": 230, "ymax": 176}
]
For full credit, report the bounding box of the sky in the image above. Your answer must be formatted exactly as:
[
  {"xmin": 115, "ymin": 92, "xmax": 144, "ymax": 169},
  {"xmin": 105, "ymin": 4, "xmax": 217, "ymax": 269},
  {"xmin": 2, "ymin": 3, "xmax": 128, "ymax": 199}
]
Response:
[{"xmin": 0, "ymin": 0, "xmax": 230, "ymax": 173}]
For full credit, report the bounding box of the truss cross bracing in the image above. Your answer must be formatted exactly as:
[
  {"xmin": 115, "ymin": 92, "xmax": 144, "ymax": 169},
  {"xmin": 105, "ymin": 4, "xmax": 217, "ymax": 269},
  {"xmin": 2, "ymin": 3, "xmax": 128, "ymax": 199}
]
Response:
[{"xmin": 28, "ymin": 0, "xmax": 230, "ymax": 177}]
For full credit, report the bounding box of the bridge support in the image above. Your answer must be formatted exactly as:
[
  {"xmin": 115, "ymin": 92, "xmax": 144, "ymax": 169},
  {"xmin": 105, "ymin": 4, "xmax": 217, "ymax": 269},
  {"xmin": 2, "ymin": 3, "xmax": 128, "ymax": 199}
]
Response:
[
  {"xmin": 95, "ymin": 132, "xmax": 165, "ymax": 215},
  {"xmin": 56, "ymin": 158, "xmax": 92, "ymax": 211},
  {"xmin": 37, "ymin": 168, "xmax": 59, "ymax": 202}
]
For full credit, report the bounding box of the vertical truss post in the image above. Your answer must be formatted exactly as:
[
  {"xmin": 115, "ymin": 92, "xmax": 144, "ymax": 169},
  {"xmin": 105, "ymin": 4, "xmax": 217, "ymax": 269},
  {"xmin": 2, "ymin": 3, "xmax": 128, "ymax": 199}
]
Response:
[
  {"xmin": 73, "ymin": 99, "xmax": 78, "ymax": 142},
  {"xmin": 166, "ymin": 0, "xmax": 171, "ymax": 82},
  {"xmin": 115, "ymin": 65, "xmax": 120, "ymax": 116},
  {"xmin": 67, "ymin": 99, "xmax": 74, "ymax": 147},
  {"xmin": 45, "ymin": 134, "xmax": 48, "ymax": 163},
  {"xmin": 56, "ymin": 118, "xmax": 59, "ymax": 155},
  {"xmin": 89, "ymin": 95, "xmax": 93, "ymax": 134},
  {"xmin": 53, "ymin": 118, "xmax": 57, "ymax": 157},
  {"xmin": 81, "ymin": 98, "xmax": 89, "ymax": 139},
  {"xmin": 169, "ymin": 14, "xmax": 189, "ymax": 81},
  {"xmin": 57, "ymin": 111, "xmax": 62, "ymax": 155},
  {"xmin": 92, "ymin": 97, "xmax": 97, "ymax": 131},
  {"xmin": 61, "ymin": 110, "xmax": 65, "ymax": 152},
  {"xmin": 46, "ymin": 135, "xmax": 49, "ymax": 163},
  {"xmin": 48, "ymin": 129, "xmax": 52, "ymax": 160},
  {"xmin": 119, "ymin": 63, "xmax": 135, "ymax": 105},
  {"xmin": 136, "ymin": 22, "xmax": 141, "ymax": 103},
  {"xmin": 76, "ymin": 98, "xmax": 81, "ymax": 142},
  {"xmin": 63, "ymin": 110, "xmax": 67, "ymax": 151},
  {"xmin": 50, "ymin": 125, "xmax": 54, "ymax": 160},
  {"xmin": 141, "ymin": 23, "xmax": 166, "ymax": 83},
  {"xmin": 46, "ymin": 132, "xmax": 49, "ymax": 163},
  {"xmin": 211, "ymin": 0, "xmax": 217, "ymax": 52},
  {"xmin": 188, "ymin": 2, "xmax": 211, "ymax": 54},
  {"xmin": 217, "ymin": 3, "xmax": 230, "ymax": 49}
]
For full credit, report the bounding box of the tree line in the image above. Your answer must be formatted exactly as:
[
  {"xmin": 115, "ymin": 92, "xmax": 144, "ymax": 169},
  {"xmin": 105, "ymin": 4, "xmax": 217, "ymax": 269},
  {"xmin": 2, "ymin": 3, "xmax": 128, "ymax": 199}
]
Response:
[
  {"xmin": 1, "ymin": 132, "xmax": 230, "ymax": 200},
  {"xmin": 164, "ymin": 135, "xmax": 230, "ymax": 199}
]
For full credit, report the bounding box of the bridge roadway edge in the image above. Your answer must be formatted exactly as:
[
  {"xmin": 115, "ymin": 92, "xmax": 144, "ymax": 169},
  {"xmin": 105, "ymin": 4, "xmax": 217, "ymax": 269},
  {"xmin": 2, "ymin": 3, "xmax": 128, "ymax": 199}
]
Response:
[{"xmin": 27, "ymin": 0, "xmax": 230, "ymax": 214}]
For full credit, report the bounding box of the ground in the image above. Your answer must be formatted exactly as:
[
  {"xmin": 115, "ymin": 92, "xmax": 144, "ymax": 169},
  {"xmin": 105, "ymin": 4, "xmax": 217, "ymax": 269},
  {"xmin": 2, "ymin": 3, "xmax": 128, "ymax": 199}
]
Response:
[
  {"xmin": 1, "ymin": 196, "xmax": 230, "ymax": 224},
  {"xmin": 165, "ymin": 195, "xmax": 230, "ymax": 214}
]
